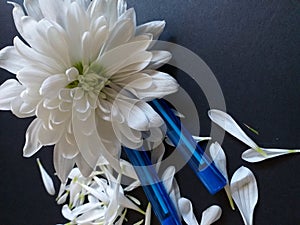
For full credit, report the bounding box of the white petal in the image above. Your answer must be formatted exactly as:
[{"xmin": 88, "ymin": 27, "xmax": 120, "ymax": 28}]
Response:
[
  {"xmin": 209, "ymin": 142, "xmax": 228, "ymax": 181},
  {"xmin": 193, "ymin": 136, "xmax": 212, "ymax": 142},
  {"xmin": 178, "ymin": 198, "xmax": 199, "ymax": 225},
  {"xmin": 145, "ymin": 203, "xmax": 151, "ymax": 225},
  {"xmin": 39, "ymin": 74, "xmax": 68, "ymax": 97},
  {"xmin": 8, "ymin": 2, "xmax": 26, "ymax": 39},
  {"xmin": 230, "ymin": 166, "xmax": 258, "ymax": 225},
  {"xmin": 118, "ymin": 192, "xmax": 143, "ymax": 213},
  {"xmin": 136, "ymin": 21, "xmax": 165, "ymax": 40},
  {"xmin": 209, "ymin": 142, "xmax": 235, "ymax": 210},
  {"xmin": 242, "ymin": 148, "xmax": 300, "ymax": 163},
  {"xmin": 36, "ymin": 158, "xmax": 55, "ymax": 195},
  {"xmin": 103, "ymin": 17, "xmax": 135, "ymax": 52},
  {"xmin": 200, "ymin": 205, "xmax": 222, "ymax": 225},
  {"xmin": 38, "ymin": 0, "xmax": 63, "ymax": 21},
  {"xmin": 53, "ymin": 142, "xmax": 76, "ymax": 183},
  {"xmin": 23, "ymin": 118, "xmax": 43, "ymax": 157},
  {"xmin": 105, "ymin": 174, "xmax": 121, "ymax": 223},
  {"xmin": 0, "ymin": 79, "xmax": 24, "ymax": 110},
  {"xmin": 0, "ymin": 46, "xmax": 27, "ymax": 74},
  {"xmin": 96, "ymin": 40, "xmax": 151, "ymax": 77},
  {"xmin": 62, "ymin": 204, "xmax": 76, "ymax": 221},
  {"xmin": 24, "ymin": 0, "xmax": 43, "ymax": 20},
  {"xmin": 208, "ymin": 110, "xmax": 265, "ymax": 156},
  {"xmin": 148, "ymin": 50, "xmax": 172, "ymax": 70},
  {"xmin": 162, "ymin": 166, "xmax": 176, "ymax": 194},
  {"xmin": 76, "ymin": 208, "xmax": 105, "ymax": 223}
]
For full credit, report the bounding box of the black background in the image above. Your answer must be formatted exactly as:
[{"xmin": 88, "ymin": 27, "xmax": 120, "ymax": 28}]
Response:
[{"xmin": 0, "ymin": 0, "xmax": 299, "ymax": 225}]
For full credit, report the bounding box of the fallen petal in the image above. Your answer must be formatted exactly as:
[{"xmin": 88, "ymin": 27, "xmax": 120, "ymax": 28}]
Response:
[
  {"xmin": 242, "ymin": 148, "xmax": 300, "ymax": 163},
  {"xmin": 230, "ymin": 166, "xmax": 258, "ymax": 225},
  {"xmin": 178, "ymin": 197, "xmax": 199, "ymax": 225},
  {"xmin": 200, "ymin": 205, "xmax": 222, "ymax": 225},
  {"xmin": 36, "ymin": 158, "xmax": 55, "ymax": 196},
  {"xmin": 209, "ymin": 142, "xmax": 234, "ymax": 210},
  {"xmin": 208, "ymin": 110, "xmax": 264, "ymax": 155}
]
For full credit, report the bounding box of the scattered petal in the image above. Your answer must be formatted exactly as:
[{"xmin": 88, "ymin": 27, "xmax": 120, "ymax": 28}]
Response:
[
  {"xmin": 242, "ymin": 148, "xmax": 300, "ymax": 163},
  {"xmin": 230, "ymin": 166, "xmax": 258, "ymax": 225},
  {"xmin": 209, "ymin": 142, "xmax": 234, "ymax": 210},
  {"xmin": 208, "ymin": 110, "xmax": 266, "ymax": 156},
  {"xmin": 178, "ymin": 197, "xmax": 199, "ymax": 225},
  {"xmin": 36, "ymin": 158, "xmax": 55, "ymax": 196},
  {"xmin": 200, "ymin": 205, "xmax": 222, "ymax": 225}
]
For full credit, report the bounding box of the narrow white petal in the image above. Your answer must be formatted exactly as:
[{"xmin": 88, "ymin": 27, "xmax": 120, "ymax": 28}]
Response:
[
  {"xmin": 193, "ymin": 136, "xmax": 212, "ymax": 142},
  {"xmin": 24, "ymin": 0, "xmax": 43, "ymax": 20},
  {"xmin": 208, "ymin": 110, "xmax": 258, "ymax": 150},
  {"xmin": 62, "ymin": 204, "xmax": 76, "ymax": 221},
  {"xmin": 209, "ymin": 142, "xmax": 235, "ymax": 210},
  {"xmin": 8, "ymin": 2, "xmax": 26, "ymax": 39},
  {"xmin": 136, "ymin": 21, "xmax": 165, "ymax": 40},
  {"xmin": 57, "ymin": 192, "xmax": 69, "ymax": 205},
  {"xmin": 242, "ymin": 148, "xmax": 300, "ymax": 163},
  {"xmin": 53, "ymin": 141, "xmax": 76, "ymax": 183},
  {"xmin": 178, "ymin": 198, "xmax": 199, "ymax": 225},
  {"xmin": 103, "ymin": 17, "xmax": 135, "ymax": 52},
  {"xmin": 36, "ymin": 158, "xmax": 55, "ymax": 195},
  {"xmin": 230, "ymin": 166, "xmax": 258, "ymax": 225},
  {"xmin": 162, "ymin": 166, "xmax": 176, "ymax": 194},
  {"xmin": 23, "ymin": 118, "xmax": 43, "ymax": 157},
  {"xmin": 200, "ymin": 205, "xmax": 222, "ymax": 225},
  {"xmin": 75, "ymin": 208, "xmax": 105, "ymax": 223},
  {"xmin": 208, "ymin": 110, "xmax": 266, "ymax": 157},
  {"xmin": 209, "ymin": 142, "xmax": 228, "ymax": 181},
  {"xmin": 145, "ymin": 203, "xmax": 151, "ymax": 225},
  {"xmin": 148, "ymin": 50, "xmax": 172, "ymax": 70},
  {"xmin": 96, "ymin": 40, "xmax": 150, "ymax": 77},
  {"xmin": 118, "ymin": 193, "xmax": 143, "ymax": 213}
]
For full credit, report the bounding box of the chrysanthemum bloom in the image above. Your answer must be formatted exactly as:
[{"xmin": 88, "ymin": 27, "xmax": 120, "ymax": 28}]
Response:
[{"xmin": 0, "ymin": 0, "xmax": 178, "ymax": 181}]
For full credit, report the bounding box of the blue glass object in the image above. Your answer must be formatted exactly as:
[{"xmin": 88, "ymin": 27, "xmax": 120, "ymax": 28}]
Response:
[
  {"xmin": 124, "ymin": 147, "xmax": 182, "ymax": 225},
  {"xmin": 150, "ymin": 99, "xmax": 227, "ymax": 194}
]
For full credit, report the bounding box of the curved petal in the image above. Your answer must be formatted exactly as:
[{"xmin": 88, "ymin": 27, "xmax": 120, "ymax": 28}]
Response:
[
  {"xmin": 178, "ymin": 197, "xmax": 199, "ymax": 225},
  {"xmin": 23, "ymin": 118, "xmax": 43, "ymax": 157},
  {"xmin": 24, "ymin": 0, "xmax": 43, "ymax": 20},
  {"xmin": 36, "ymin": 158, "xmax": 55, "ymax": 195},
  {"xmin": 0, "ymin": 79, "xmax": 24, "ymax": 110},
  {"xmin": 208, "ymin": 110, "xmax": 266, "ymax": 156},
  {"xmin": 200, "ymin": 205, "xmax": 222, "ymax": 225},
  {"xmin": 53, "ymin": 142, "xmax": 76, "ymax": 182},
  {"xmin": 242, "ymin": 148, "xmax": 300, "ymax": 163},
  {"xmin": 0, "ymin": 46, "xmax": 27, "ymax": 74},
  {"xmin": 230, "ymin": 166, "xmax": 258, "ymax": 225},
  {"xmin": 136, "ymin": 20, "xmax": 165, "ymax": 41}
]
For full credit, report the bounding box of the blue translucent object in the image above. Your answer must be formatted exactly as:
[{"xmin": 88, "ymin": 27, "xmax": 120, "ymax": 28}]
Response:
[
  {"xmin": 124, "ymin": 147, "xmax": 182, "ymax": 225},
  {"xmin": 150, "ymin": 99, "xmax": 227, "ymax": 194}
]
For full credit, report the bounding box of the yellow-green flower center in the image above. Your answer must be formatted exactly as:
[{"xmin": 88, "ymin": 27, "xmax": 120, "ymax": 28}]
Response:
[{"xmin": 66, "ymin": 62, "xmax": 110, "ymax": 94}]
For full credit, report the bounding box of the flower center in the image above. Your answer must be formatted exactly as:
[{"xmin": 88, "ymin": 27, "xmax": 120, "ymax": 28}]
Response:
[{"xmin": 66, "ymin": 62, "xmax": 110, "ymax": 95}]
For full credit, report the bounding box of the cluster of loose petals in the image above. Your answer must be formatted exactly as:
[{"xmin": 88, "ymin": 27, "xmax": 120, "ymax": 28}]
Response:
[
  {"xmin": 55, "ymin": 166, "xmax": 147, "ymax": 225},
  {"xmin": 0, "ymin": 0, "xmax": 179, "ymax": 181}
]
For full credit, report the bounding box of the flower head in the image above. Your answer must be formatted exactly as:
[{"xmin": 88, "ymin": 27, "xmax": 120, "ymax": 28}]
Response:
[{"xmin": 0, "ymin": 0, "xmax": 178, "ymax": 181}]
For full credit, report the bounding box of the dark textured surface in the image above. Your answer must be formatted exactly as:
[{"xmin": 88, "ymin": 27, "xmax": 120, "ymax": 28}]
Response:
[{"xmin": 0, "ymin": 1, "xmax": 299, "ymax": 224}]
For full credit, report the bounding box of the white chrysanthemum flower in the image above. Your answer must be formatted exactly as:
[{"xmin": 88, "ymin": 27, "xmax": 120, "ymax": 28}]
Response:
[{"xmin": 0, "ymin": 0, "xmax": 178, "ymax": 181}]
